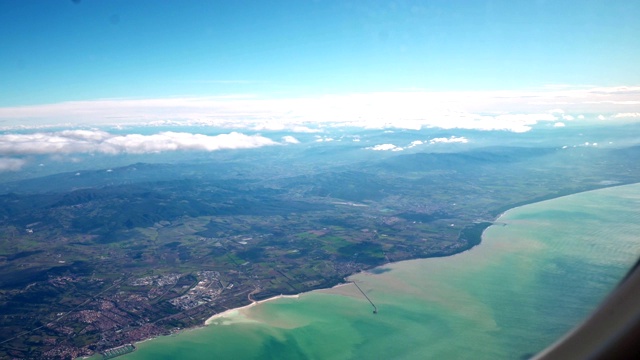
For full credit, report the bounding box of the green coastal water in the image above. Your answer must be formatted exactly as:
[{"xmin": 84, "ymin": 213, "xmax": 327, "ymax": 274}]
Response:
[{"xmin": 122, "ymin": 184, "xmax": 640, "ymax": 360}]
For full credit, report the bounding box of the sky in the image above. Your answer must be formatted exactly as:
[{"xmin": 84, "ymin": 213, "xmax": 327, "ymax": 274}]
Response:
[
  {"xmin": 1, "ymin": 0, "xmax": 640, "ymax": 173},
  {"xmin": 2, "ymin": 0, "xmax": 640, "ymax": 106}
]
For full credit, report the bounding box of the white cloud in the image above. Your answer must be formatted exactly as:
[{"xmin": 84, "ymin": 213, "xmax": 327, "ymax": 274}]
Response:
[
  {"xmin": 0, "ymin": 130, "xmax": 278, "ymax": 156},
  {"xmin": 578, "ymin": 115, "xmax": 585, "ymax": 119},
  {"xmin": 553, "ymin": 122, "xmax": 566, "ymax": 127},
  {"xmin": 58, "ymin": 129, "xmax": 112, "ymax": 141},
  {"xmin": 407, "ymin": 140, "xmax": 424, "ymax": 148},
  {"xmin": 291, "ymin": 126, "xmax": 323, "ymax": 133},
  {"xmin": 250, "ymin": 122, "xmax": 321, "ymax": 133},
  {"xmin": 0, "ymin": 157, "xmax": 26, "ymax": 172},
  {"xmin": 562, "ymin": 114, "xmax": 575, "ymax": 121},
  {"xmin": 1, "ymin": 86, "xmax": 639, "ymax": 133},
  {"xmin": 315, "ymin": 137, "xmax": 334, "ymax": 142},
  {"xmin": 613, "ymin": 112, "xmax": 640, "ymax": 118},
  {"xmin": 367, "ymin": 144, "xmax": 404, "ymax": 151},
  {"xmin": 584, "ymin": 100, "xmax": 640, "ymax": 105},
  {"xmin": 429, "ymin": 136, "xmax": 469, "ymax": 144},
  {"xmin": 598, "ymin": 115, "xmax": 606, "ymax": 120},
  {"xmin": 281, "ymin": 135, "xmax": 300, "ymax": 144}
]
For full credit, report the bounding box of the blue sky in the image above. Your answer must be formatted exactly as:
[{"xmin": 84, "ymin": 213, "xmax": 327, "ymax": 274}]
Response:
[{"xmin": 2, "ymin": 0, "xmax": 640, "ymax": 107}]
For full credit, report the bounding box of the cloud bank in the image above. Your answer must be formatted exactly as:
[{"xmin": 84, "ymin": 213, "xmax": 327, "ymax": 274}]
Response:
[
  {"xmin": 1, "ymin": 86, "xmax": 638, "ymax": 133},
  {"xmin": 0, "ymin": 130, "xmax": 278, "ymax": 156}
]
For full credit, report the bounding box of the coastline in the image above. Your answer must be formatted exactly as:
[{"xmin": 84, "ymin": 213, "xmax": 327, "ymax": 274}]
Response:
[
  {"xmin": 119, "ymin": 209, "xmax": 513, "ymax": 360},
  {"xmin": 106, "ymin": 182, "xmax": 640, "ymax": 359},
  {"xmin": 203, "ymin": 281, "xmax": 355, "ymax": 325},
  {"xmin": 488, "ymin": 181, "xmax": 635, "ymax": 218},
  {"xmin": 107, "ymin": 282, "xmax": 354, "ymax": 360},
  {"xmin": 204, "ymin": 293, "xmax": 300, "ymax": 325},
  {"xmin": 119, "ymin": 209, "xmax": 525, "ymax": 356}
]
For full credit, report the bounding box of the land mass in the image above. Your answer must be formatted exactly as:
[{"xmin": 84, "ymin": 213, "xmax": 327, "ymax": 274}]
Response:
[{"xmin": 1, "ymin": 144, "xmax": 640, "ymax": 359}]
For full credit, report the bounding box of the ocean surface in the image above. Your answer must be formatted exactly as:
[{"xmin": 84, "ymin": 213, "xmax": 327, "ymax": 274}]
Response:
[{"xmin": 121, "ymin": 183, "xmax": 640, "ymax": 360}]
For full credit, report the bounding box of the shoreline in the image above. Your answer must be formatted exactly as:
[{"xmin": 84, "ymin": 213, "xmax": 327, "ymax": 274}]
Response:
[
  {"xmin": 121, "ymin": 213, "xmax": 522, "ymax": 355},
  {"xmin": 101, "ymin": 281, "xmax": 355, "ymax": 360},
  {"xmin": 204, "ymin": 293, "xmax": 300, "ymax": 325},
  {"xmin": 200, "ymin": 183, "xmax": 640, "ymax": 327},
  {"xmin": 488, "ymin": 182, "xmax": 636, "ymax": 218},
  {"xmin": 203, "ymin": 281, "xmax": 370, "ymax": 325},
  {"xmin": 103, "ymin": 182, "xmax": 640, "ymax": 358}
]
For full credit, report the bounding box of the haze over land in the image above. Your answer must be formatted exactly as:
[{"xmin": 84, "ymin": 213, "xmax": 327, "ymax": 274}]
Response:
[{"xmin": 1, "ymin": 122, "xmax": 640, "ymax": 359}]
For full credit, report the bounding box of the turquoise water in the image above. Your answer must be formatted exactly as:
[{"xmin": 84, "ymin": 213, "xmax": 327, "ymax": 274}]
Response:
[{"xmin": 122, "ymin": 184, "xmax": 640, "ymax": 359}]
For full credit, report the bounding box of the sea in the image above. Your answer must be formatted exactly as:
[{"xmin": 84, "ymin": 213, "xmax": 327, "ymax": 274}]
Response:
[{"xmin": 120, "ymin": 183, "xmax": 640, "ymax": 360}]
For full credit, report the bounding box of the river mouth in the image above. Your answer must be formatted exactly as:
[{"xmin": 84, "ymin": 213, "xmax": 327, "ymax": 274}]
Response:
[{"xmin": 122, "ymin": 183, "xmax": 640, "ymax": 360}]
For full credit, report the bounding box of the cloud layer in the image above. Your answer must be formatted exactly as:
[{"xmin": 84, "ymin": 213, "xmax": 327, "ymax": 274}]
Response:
[
  {"xmin": 0, "ymin": 130, "xmax": 278, "ymax": 156},
  {"xmin": 1, "ymin": 86, "xmax": 638, "ymax": 133}
]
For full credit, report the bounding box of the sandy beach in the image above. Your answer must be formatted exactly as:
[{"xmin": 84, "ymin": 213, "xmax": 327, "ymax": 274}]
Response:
[
  {"xmin": 204, "ymin": 280, "xmax": 364, "ymax": 325},
  {"xmin": 204, "ymin": 293, "xmax": 300, "ymax": 325}
]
